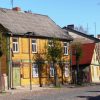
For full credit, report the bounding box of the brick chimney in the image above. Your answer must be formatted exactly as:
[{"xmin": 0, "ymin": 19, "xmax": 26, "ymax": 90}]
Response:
[
  {"xmin": 67, "ymin": 24, "xmax": 74, "ymax": 29},
  {"xmin": 12, "ymin": 7, "xmax": 21, "ymax": 11}
]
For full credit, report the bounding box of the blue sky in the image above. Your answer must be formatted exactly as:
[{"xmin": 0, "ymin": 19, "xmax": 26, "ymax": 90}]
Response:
[{"xmin": 0, "ymin": 0, "xmax": 100, "ymax": 36}]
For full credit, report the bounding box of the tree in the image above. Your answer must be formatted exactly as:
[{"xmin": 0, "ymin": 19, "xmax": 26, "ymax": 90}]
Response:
[
  {"xmin": 59, "ymin": 60, "xmax": 65, "ymax": 85},
  {"xmin": 46, "ymin": 38, "xmax": 63, "ymax": 86},
  {"xmin": 75, "ymin": 25, "xmax": 88, "ymax": 34},
  {"xmin": 33, "ymin": 53, "xmax": 45, "ymax": 87},
  {"xmin": 71, "ymin": 42, "xmax": 82, "ymax": 84},
  {"xmin": 0, "ymin": 32, "xmax": 7, "ymax": 92}
]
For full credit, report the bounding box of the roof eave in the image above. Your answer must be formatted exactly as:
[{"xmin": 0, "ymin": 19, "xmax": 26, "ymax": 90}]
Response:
[
  {"xmin": 10, "ymin": 32, "xmax": 73, "ymax": 41},
  {"xmin": 66, "ymin": 27, "xmax": 100, "ymax": 43}
]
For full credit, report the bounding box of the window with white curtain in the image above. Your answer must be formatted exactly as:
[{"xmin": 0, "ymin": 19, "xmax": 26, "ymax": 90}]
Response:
[{"xmin": 32, "ymin": 64, "xmax": 38, "ymax": 77}]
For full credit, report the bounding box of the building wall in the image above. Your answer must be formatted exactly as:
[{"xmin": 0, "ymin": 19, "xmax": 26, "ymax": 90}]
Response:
[
  {"xmin": 10, "ymin": 36, "xmax": 71, "ymax": 87},
  {"xmin": 68, "ymin": 30, "xmax": 100, "ymax": 83},
  {"xmin": 90, "ymin": 45, "xmax": 100, "ymax": 83}
]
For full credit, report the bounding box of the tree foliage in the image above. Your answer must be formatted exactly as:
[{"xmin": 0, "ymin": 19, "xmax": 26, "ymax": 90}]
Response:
[
  {"xmin": 46, "ymin": 38, "xmax": 63, "ymax": 86},
  {"xmin": 71, "ymin": 42, "xmax": 83, "ymax": 84},
  {"xmin": 33, "ymin": 53, "xmax": 45, "ymax": 87},
  {"xmin": 46, "ymin": 38, "xmax": 63, "ymax": 63},
  {"xmin": 0, "ymin": 32, "xmax": 7, "ymax": 92},
  {"xmin": 0, "ymin": 33, "xmax": 7, "ymax": 57},
  {"xmin": 71, "ymin": 42, "xmax": 82, "ymax": 61}
]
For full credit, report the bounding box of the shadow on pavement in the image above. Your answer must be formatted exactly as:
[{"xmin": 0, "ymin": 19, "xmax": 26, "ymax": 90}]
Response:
[
  {"xmin": 87, "ymin": 91, "xmax": 100, "ymax": 92},
  {"xmin": 77, "ymin": 95, "xmax": 100, "ymax": 100}
]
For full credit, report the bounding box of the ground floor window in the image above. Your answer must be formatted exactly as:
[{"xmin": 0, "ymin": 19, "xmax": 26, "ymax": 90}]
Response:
[
  {"xmin": 32, "ymin": 64, "xmax": 38, "ymax": 77},
  {"xmin": 50, "ymin": 63, "xmax": 54, "ymax": 77},
  {"xmin": 65, "ymin": 65, "xmax": 69, "ymax": 77}
]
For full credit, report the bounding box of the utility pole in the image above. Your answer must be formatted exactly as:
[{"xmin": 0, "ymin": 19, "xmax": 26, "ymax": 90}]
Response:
[{"xmin": 24, "ymin": 32, "xmax": 32, "ymax": 90}]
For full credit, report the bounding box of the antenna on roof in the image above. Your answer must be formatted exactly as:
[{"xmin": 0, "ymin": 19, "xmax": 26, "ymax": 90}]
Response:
[
  {"xmin": 11, "ymin": 0, "xmax": 14, "ymax": 9},
  {"xmin": 94, "ymin": 22, "xmax": 97, "ymax": 37},
  {"xmin": 86, "ymin": 23, "xmax": 89, "ymax": 34}
]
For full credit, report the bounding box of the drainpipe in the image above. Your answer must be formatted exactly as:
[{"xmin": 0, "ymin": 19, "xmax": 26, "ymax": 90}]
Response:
[
  {"xmin": 28, "ymin": 34, "xmax": 32, "ymax": 90},
  {"xmin": 6, "ymin": 33, "xmax": 13, "ymax": 89}
]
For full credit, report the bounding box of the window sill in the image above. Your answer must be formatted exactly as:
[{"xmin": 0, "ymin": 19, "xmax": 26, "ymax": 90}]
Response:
[
  {"xmin": 32, "ymin": 52, "xmax": 37, "ymax": 54},
  {"xmin": 64, "ymin": 54, "xmax": 68, "ymax": 56},
  {"xmin": 50, "ymin": 76, "xmax": 54, "ymax": 77},
  {"xmin": 32, "ymin": 76, "xmax": 38, "ymax": 78},
  {"xmin": 13, "ymin": 51, "xmax": 19, "ymax": 54}
]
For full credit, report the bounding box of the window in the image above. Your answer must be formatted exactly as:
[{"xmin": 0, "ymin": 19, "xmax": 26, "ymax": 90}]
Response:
[
  {"xmin": 50, "ymin": 63, "xmax": 54, "ymax": 77},
  {"xmin": 32, "ymin": 39, "xmax": 37, "ymax": 53},
  {"xmin": 63, "ymin": 42, "xmax": 68, "ymax": 55},
  {"xmin": 48, "ymin": 40, "xmax": 53, "ymax": 47},
  {"xmin": 65, "ymin": 65, "xmax": 69, "ymax": 77},
  {"xmin": 32, "ymin": 64, "xmax": 38, "ymax": 77},
  {"xmin": 12, "ymin": 38, "xmax": 19, "ymax": 53}
]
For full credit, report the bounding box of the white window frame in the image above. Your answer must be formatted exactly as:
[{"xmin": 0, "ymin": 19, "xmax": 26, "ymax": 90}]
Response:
[
  {"xmin": 32, "ymin": 39, "xmax": 37, "ymax": 53},
  {"xmin": 63, "ymin": 42, "xmax": 68, "ymax": 55},
  {"xmin": 12, "ymin": 37, "xmax": 19, "ymax": 53},
  {"xmin": 50, "ymin": 63, "xmax": 54, "ymax": 77},
  {"xmin": 32, "ymin": 64, "xmax": 38, "ymax": 77}
]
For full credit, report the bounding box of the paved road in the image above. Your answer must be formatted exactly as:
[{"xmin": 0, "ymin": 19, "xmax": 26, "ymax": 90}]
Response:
[{"xmin": 0, "ymin": 85, "xmax": 100, "ymax": 100}]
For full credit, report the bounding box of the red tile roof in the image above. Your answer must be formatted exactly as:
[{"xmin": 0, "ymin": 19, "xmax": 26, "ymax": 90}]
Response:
[{"xmin": 72, "ymin": 43, "xmax": 95, "ymax": 65}]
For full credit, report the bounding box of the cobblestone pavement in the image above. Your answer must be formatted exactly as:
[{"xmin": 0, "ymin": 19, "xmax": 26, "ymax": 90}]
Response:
[{"xmin": 0, "ymin": 85, "xmax": 100, "ymax": 100}]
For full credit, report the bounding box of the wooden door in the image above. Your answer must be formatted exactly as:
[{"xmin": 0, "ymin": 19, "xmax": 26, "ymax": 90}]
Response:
[{"xmin": 13, "ymin": 67, "xmax": 20, "ymax": 87}]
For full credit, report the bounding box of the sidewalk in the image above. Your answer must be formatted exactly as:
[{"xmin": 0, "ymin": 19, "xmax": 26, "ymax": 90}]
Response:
[
  {"xmin": 5, "ymin": 86, "xmax": 49, "ymax": 94},
  {"xmin": 1, "ymin": 83, "xmax": 98, "ymax": 95}
]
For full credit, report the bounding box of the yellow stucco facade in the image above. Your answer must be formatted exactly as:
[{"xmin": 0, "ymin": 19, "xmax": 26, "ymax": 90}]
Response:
[{"xmin": 10, "ymin": 36, "xmax": 71, "ymax": 87}]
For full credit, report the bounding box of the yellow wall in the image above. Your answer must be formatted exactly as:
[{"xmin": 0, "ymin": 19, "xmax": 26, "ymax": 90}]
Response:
[{"xmin": 10, "ymin": 36, "xmax": 71, "ymax": 86}]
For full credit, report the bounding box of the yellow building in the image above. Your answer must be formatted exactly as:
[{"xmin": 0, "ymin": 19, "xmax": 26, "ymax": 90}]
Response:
[{"xmin": 0, "ymin": 7, "xmax": 73, "ymax": 89}]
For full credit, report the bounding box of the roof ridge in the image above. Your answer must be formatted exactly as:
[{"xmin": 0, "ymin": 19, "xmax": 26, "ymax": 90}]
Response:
[
  {"xmin": 0, "ymin": 7, "xmax": 48, "ymax": 17},
  {"xmin": 0, "ymin": 7, "xmax": 11, "ymax": 10}
]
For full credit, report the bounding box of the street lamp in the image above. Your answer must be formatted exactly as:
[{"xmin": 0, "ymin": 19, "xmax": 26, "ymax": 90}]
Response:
[{"xmin": 24, "ymin": 32, "xmax": 35, "ymax": 90}]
